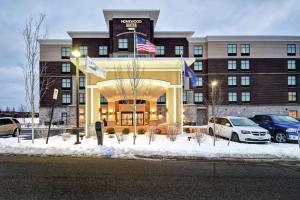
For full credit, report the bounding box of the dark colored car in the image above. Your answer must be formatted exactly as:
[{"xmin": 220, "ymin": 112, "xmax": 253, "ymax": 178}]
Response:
[{"xmin": 251, "ymin": 114, "xmax": 300, "ymax": 143}]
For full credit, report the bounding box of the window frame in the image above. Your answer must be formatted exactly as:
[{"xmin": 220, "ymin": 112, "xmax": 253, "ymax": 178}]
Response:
[
  {"xmin": 241, "ymin": 92, "xmax": 251, "ymax": 102},
  {"xmin": 61, "ymin": 47, "xmax": 70, "ymax": 59},
  {"xmin": 175, "ymin": 45, "xmax": 184, "ymax": 57},
  {"xmin": 227, "ymin": 44, "xmax": 237, "ymax": 56},
  {"xmin": 61, "ymin": 63, "xmax": 71, "ymax": 74},
  {"xmin": 156, "ymin": 45, "xmax": 165, "ymax": 56},
  {"xmin": 195, "ymin": 76, "xmax": 203, "ymax": 87},
  {"xmin": 118, "ymin": 38, "xmax": 128, "ymax": 50},
  {"xmin": 79, "ymin": 93, "xmax": 85, "ymax": 104},
  {"xmin": 228, "ymin": 76, "xmax": 237, "ymax": 87},
  {"xmin": 193, "ymin": 45, "xmax": 203, "ymax": 57},
  {"xmin": 79, "ymin": 76, "xmax": 85, "ymax": 89},
  {"xmin": 228, "ymin": 92, "xmax": 237, "ymax": 103},
  {"xmin": 288, "ymin": 75, "xmax": 297, "ymax": 87},
  {"xmin": 228, "ymin": 60, "xmax": 237, "ymax": 70},
  {"xmin": 288, "ymin": 91, "xmax": 297, "ymax": 102},
  {"xmin": 62, "ymin": 94, "xmax": 71, "ymax": 105},
  {"xmin": 61, "ymin": 78, "xmax": 71, "ymax": 89},
  {"xmin": 240, "ymin": 44, "xmax": 250, "ymax": 56},
  {"xmin": 79, "ymin": 45, "xmax": 88, "ymax": 57},
  {"xmin": 287, "ymin": 60, "xmax": 296, "ymax": 71},
  {"xmin": 194, "ymin": 92, "xmax": 203, "ymax": 103},
  {"xmin": 98, "ymin": 45, "xmax": 108, "ymax": 56},
  {"xmin": 241, "ymin": 76, "xmax": 250, "ymax": 87},
  {"xmin": 241, "ymin": 60, "xmax": 250, "ymax": 71},
  {"xmin": 287, "ymin": 44, "xmax": 296, "ymax": 56},
  {"xmin": 194, "ymin": 60, "xmax": 203, "ymax": 71}
]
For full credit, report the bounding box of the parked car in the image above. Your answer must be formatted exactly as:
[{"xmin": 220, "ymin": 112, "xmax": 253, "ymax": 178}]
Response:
[
  {"xmin": 208, "ymin": 116, "xmax": 271, "ymax": 143},
  {"xmin": 0, "ymin": 117, "xmax": 21, "ymax": 137},
  {"xmin": 251, "ymin": 114, "xmax": 300, "ymax": 143}
]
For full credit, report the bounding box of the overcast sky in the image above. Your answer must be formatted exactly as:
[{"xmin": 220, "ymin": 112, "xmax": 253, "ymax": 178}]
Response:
[{"xmin": 0, "ymin": 0, "xmax": 300, "ymax": 111}]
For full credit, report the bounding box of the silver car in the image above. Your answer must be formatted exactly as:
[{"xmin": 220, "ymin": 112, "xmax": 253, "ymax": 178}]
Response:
[{"xmin": 0, "ymin": 117, "xmax": 21, "ymax": 137}]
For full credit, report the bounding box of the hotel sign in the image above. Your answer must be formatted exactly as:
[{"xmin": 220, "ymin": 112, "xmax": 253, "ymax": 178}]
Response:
[{"xmin": 121, "ymin": 19, "xmax": 142, "ymax": 28}]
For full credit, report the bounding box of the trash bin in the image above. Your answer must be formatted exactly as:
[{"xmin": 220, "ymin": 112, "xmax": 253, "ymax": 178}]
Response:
[{"xmin": 95, "ymin": 121, "xmax": 104, "ymax": 145}]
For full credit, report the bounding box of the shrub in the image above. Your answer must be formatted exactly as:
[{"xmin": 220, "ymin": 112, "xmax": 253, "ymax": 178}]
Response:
[
  {"xmin": 184, "ymin": 128, "xmax": 191, "ymax": 133},
  {"xmin": 137, "ymin": 128, "xmax": 146, "ymax": 135},
  {"xmin": 122, "ymin": 128, "xmax": 130, "ymax": 135},
  {"xmin": 155, "ymin": 128, "xmax": 162, "ymax": 135},
  {"xmin": 69, "ymin": 128, "xmax": 78, "ymax": 135},
  {"xmin": 106, "ymin": 127, "xmax": 115, "ymax": 135}
]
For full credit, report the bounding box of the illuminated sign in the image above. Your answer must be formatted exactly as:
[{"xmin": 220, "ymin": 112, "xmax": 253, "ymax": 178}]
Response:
[{"xmin": 121, "ymin": 19, "xmax": 142, "ymax": 28}]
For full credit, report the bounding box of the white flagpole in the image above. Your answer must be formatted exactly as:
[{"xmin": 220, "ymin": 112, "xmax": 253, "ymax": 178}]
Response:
[{"xmin": 180, "ymin": 51, "xmax": 184, "ymax": 134}]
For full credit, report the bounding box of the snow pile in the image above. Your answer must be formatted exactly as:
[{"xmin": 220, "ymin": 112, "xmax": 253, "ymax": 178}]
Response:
[{"xmin": 0, "ymin": 133, "xmax": 299, "ymax": 160}]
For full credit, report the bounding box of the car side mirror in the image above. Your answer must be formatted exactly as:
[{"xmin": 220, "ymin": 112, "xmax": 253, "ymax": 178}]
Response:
[{"xmin": 225, "ymin": 123, "xmax": 231, "ymax": 127}]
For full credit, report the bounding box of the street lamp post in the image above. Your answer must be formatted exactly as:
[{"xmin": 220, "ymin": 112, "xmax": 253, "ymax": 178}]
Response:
[
  {"xmin": 72, "ymin": 49, "xmax": 81, "ymax": 145},
  {"xmin": 211, "ymin": 80, "xmax": 218, "ymax": 146}
]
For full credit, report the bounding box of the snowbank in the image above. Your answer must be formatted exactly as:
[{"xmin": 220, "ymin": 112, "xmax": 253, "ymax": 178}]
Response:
[{"xmin": 0, "ymin": 133, "xmax": 299, "ymax": 160}]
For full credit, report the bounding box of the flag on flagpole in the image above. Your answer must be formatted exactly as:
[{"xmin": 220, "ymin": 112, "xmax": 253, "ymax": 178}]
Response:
[
  {"xmin": 86, "ymin": 56, "xmax": 106, "ymax": 79},
  {"xmin": 184, "ymin": 61, "xmax": 197, "ymax": 87},
  {"xmin": 136, "ymin": 36, "xmax": 157, "ymax": 55}
]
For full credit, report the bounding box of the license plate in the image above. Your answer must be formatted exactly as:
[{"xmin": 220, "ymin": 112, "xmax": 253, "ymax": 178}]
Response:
[{"xmin": 258, "ymin": 137, "xmax": 264, "ymax": 140}]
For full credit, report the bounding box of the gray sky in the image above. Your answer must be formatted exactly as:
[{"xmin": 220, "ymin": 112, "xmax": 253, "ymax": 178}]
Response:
[{"xmin": 0, "ymin": 0, "xmax": 300, "ymax": 111}]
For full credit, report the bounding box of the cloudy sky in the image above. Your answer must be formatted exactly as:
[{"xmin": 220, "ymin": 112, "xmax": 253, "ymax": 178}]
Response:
[{"xmin": 0, "ymin": 0, "xmax": 300, "ymax": 111}]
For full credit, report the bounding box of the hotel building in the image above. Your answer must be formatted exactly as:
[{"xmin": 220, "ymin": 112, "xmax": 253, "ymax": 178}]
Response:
[{"xmin": 39, "ymin": 9, "xmax": 300, "ymax": 132}]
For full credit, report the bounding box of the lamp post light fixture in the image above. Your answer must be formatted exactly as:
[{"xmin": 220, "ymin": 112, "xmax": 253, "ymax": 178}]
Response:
[
  {"xmin": 210, "ymin": 80, "xmax": 218, "ymax": 146},
  {"xmin": 72, "ymin": 49, "xmax": 81, "ymax": 145}
]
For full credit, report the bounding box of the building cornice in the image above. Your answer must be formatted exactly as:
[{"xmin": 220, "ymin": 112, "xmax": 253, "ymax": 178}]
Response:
[
  {"xmin": 38, "ymin": 39, "xmax": 72, "ymax": 45},
  {"xmin": 206, "ymin": 35, "xmax": 300, "ymax": 42},
  {"xmin": 67, "ymin": 31, "xmax": 109, "ymax": 38},
  {"xmin": 154, "ymin": 31, "xmax": 194, "ymax": 38}
]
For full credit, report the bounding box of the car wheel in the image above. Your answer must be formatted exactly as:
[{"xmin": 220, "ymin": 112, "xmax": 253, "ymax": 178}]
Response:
[
  {"xmin": 231, "ymin": 133, "xmax": 240, "ymax": 142},
  {"xmin": 275, "ymin": 132, "xmax": 287, "ymax": 143},
  {"xmin": 209, "ymin": 128, "xmax": 214, "ymax": 136}
]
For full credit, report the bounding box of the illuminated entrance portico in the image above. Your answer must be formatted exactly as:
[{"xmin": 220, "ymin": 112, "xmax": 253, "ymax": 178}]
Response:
[{"xmin": 71, "ymin": 57, "xmax": 195, "ymax": 133}]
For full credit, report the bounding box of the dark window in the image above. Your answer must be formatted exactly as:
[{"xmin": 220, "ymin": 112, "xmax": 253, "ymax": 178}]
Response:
[
  {"xmin": 227, "ymin": 44, "xmax": 237, "ymax": 56},
  {"xmin": 100, "ymin": 96, "xmax": 108, "ymax": 104},
  {"xmin": 0, "ymin": 119, "xmax": 13, "ymax": 125},
  {"xmin": 287, "ymin": 44, "xmax": 296, "ymax": 56},
  {"xmin": 12, "ymin": 119, "xmax": 19, "ymax": 124},
  {"xmin": 79, "ymin": 77, "xmax": 85, "ymax": 89},
  {"xmin": 157, "ymin": 94, "xmax": 166, "ymax": 104},
  {"xmin": 240, "ymin": 44, "xmax": 250, "ymax": 56},
  {"xmin": 79, "ymin": 93, "xmax": 85, "ymax": 104},
  {"xmin": 61, "ymin": 47, "xmax": 70, "ymax": 59}
]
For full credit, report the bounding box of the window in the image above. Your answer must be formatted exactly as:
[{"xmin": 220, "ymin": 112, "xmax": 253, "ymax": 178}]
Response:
[
  {"xmin": 183, "ymin": 91, "xmax": 187, "ymax": 103},
  {"xmin": 241, "ymin": 60, "xmax": 250, "ymax": 70},
  {"xmin": 241, "ymin": 76, "xmax": 250, "ymax": 86},
  {"xmin": 228, "ymin": 60, "xmax": 237, "ymax": 70},
  {"xmin": 195, "ymin": 77, "xmax": 203, "ymax": 87},
  {"xmin": 61, "ymin": 63, "xmax": 71, "ymax": 73},
  {"xmin": 288, "ymin": 110, "xmax": 298, "ymax": 118},
  {"xmin": 241, "ymin": 92, "xmax": 251, "ymax": 102},
  {"xmin": 227, "ymin": 44, "xmax": 237, "ymax": 56},
  {"xmin": 100, "ymin": 96, "xmax": 108, "ymax": 104},
  {"xmin": 157, "ymin": 94, "xmax": 166, "ymax": 104},
  {"xmin": 61, "ymin": 112, "xmax": 67, "ymax": 124},
  {"xmin": 288, "ymin": 60, "xmax": 296, "ymax": 70},
  {"xmin": 194, "ymin": 61, "xmax": 203, "ymax": 71},
  {"xmin": 79, "ymin": 93, "xmax": 85, "ymax": 104},
  {"xmin": 194, "ymin": 92, "xmax": 203, "ymax": 103},
  {"xmin": 61, "ymin": 47, "xmax": 70, "ymax": 59},
  {"xmin": 240, "ymin": 44, "xmax": 250, "ymax": 56},
  {"xmin": 118, "ymin": 39, "xmax": 128, "ymax": 49},
  {"xmin": 121, "ymin": 112, "xmax": 143, "ymax": 126},
  {"xmin": 288, "ymin": 92, "xmax": 297, "ymax": 102},
  {"xmin": 62, "ymin": 78, "xmax": 71, "ymax": 89},
  {"xmin": 175, "ymin": 45, "xmax": 184, "ymax": 56},
  {"xmin": 79, "ymin": 77, "xmax": 85, "ymax": 89},
  {"xmin": 194, "ymin": 45, "xmax": 203, "ymax": 57},
  {"xmin": 287, "ymin": 44, "xmax": 296, "ymax": 56},
  {"xmin": 156, "ymin": 46, "xmax": 165, "ymax": 56},
  {"xmin": 62, "ymin": 94, "xmax": 71, "ymax": 104},
  {"xmin": 99, "ymin": 46, "xmax": 108, "ymax": 56},
  {"xmin": 288, "ymin": 75, "xmax": 296, "ymax": 86},
  {"xmin": 79, "ymin": 45, "xmax": 88, "ymax": 57},
  {"xmin": 228, "ymin": 92, "xmax": 237, "ymax": 102},
  {"xmin": 228, "ymin": 76, "xmax": 237, "ymax": 86}
]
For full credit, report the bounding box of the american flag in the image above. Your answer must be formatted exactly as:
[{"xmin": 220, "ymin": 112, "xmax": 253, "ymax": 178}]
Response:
[{"xmin": 136, "ymin": 37, "xmax": 157, "ymax": 55}]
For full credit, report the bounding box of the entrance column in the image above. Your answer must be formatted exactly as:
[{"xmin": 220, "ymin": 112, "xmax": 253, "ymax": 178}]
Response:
[
  {"xmin": 91, "ymin": 87, "xmax": 100, "ymax": 124},
  {"xmin": 166, "ymin": 86, "xmax": 182, "ymax": 125}
]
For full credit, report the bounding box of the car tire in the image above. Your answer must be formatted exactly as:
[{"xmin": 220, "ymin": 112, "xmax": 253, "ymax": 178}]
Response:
[
  {"xmin": 275, "ymin": 132, "xmax": 287, "ymax": 143},
  {"xmin": 209, "ymin": 128, "xmax": 214, "ymax": 136},
  {"xmin": 12, "ymin": 128, "xmax": 19, "ymax": 137},
  {"xmin": 231, "ymin": 133, "xmax": 240, "ymax": 142}
]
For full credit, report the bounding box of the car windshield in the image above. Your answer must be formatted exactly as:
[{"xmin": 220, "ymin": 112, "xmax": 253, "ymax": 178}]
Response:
[
  {"xmin": 12, "ymin": 119, "xmax": 19, "ymax": 123},
  {"xmin": 230, "ymin": 118, "xmax": 257, "ymax": 126},
  {"xmin": 271, "ymin": 116, "xmax": 299, "ymax": 124}
]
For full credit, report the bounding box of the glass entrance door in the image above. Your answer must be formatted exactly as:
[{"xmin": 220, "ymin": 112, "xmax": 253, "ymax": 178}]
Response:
[{"xmin": 121, "ymin": 112, "xmax": 144, "ymax": 126}]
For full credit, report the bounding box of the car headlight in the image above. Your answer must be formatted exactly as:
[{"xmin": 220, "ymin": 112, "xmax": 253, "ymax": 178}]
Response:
[
  {"xmin": 241, "ymin": 130, "xmax": 251, "ymax": 134},
  {"xmin": 286, "ymin": 128, "xmax": 297, "ymax": 133}
]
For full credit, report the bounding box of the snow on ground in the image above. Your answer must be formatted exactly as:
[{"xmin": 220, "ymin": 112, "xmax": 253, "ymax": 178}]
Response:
[{"xmin": 0, "ymin": 133, "xmax": 299, "ymax": 160}]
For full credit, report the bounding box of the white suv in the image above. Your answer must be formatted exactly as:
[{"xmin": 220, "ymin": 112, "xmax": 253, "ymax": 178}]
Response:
[{"xmin": 207, "ymin": 116, "xmax": 271, "ymax": 143}]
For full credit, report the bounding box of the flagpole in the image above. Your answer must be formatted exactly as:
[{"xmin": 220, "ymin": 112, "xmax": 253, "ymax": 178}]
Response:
[{"xmin": 180, "ymin": 51, "xmax": 184, "ymax": 135}]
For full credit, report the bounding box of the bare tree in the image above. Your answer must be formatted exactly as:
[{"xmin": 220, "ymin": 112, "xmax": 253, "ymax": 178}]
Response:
[
  {"xmin": 22, "ymin": 13, "xmax": 47, "ymax": 143},
  {"xmin": 147, "ymin": 126, "xmax": 156, "ymax": 145},
  {"xmin": 114, "ymin": 60, "xmax": 145, "ymax": 145}
]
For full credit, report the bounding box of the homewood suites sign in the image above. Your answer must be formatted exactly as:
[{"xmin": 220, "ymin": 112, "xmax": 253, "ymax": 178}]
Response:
[{"xmin": 121, "ymin": 19, "xmax": 142, "ymax": 28}]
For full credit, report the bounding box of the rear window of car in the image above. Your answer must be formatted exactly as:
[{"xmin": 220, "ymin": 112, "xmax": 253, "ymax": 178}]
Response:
[
  {"xmin": 12, "ymin": 119, "xmax": 19, "ymax": 124},
  {"xmin": 0, "ymin": 119, "xmax": 13, "ymax": 125}
]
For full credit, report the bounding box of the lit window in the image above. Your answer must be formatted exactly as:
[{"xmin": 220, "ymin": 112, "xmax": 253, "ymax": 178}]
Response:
[
  {"xmin": 62, "ymin": 78, "xmax": 71, "ymax": 89},
  {"xmin": 156, "ymin": 46, "xmax": 165, "ymax": 56},
  {"xmin": 118, "ymin": 39, "xmax": 128, "ymax": 49},
  {"xmin": 241, "ymin": 92, "xmax": 250, "ymax": 102},
  {"xmin": 195, "ymin": 77, "xmax": 203, "ymax": 87},
  {"xmin": 227, "ymin": 44, "xmax": 237, "ymax": 56},
  {"xmin": 241, "ymin": 76, "xmax": 250, "ymax": 86},
  {"xmin": 194, "ymin": 61, "xmax": 203, "ymax": 71},
  {"xmin": 99, "ymin": 46, "xmax": 108, "ymax": 56},
  {"xmin": 288, "ymin": 92, "xmax": 297, "ymax": 102},
  {"xmin": 79, "ymin": 77, "xmax": 85, "ymax": 89},
  {"xmin": 175, "ymin": 45, "xmax": 184, "ymax": 56},
  {"xmin": 287, "ymin": 44, "xmax": 296, "ymax": 56},
  {"xmin": 61, "ymin": 47, "xmax": 70, "ymax": 59},
  {"xmin": 228, "ymin": 92, "xmax": 237, "ymax": 102},
  {"xmin": 288, "ymin": 60, "xmax": 296, "ymax": 70},
  {"xmin": 288, "ymin": 110, "xmax": 298, "ymax": 118},
  {"xmin": 228, "ymin": 60, "xmax": 237, "ymax": 70},
  {"xmin": 240, "ymin": 44, "xmax": 250, "ymax": 56},
  {"xmin": 288, "ymin": 75, "xmax": 296, "ymax": 86},
  {"xmin": 62, "ymin": 94, "xmax": 71, "ymax": 104},
  {"xmin": 241, "ymin": 60, "xmax": 250, "ymax": 70},
  {"xmin": 194, "ymin": 46, "xmax": 203, "ymax": 57},
  {"xmin": 228, "ymin": 76, "xmax": 237, "ymax": 86},
  {"xmin": 61, "ymin": 112, "xmax": 67, "ymax": 124},
  {"xmin": 194, "ymin": 92, "xmax": 203, "ymax": 103},
  {"xmin": 79, "ymin": 93, "xmax": 85, "ymax": 104},
  {"xmin": 62, "ymin": 63, "xmax": 70, "ymax": 73},
  {"xmin": 157, "ymin": 94, "xmax": 166, "ymax": 104},
  {"xmin": 79, "ymin": 46, "xmax": 88, "ymax": 57}
]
